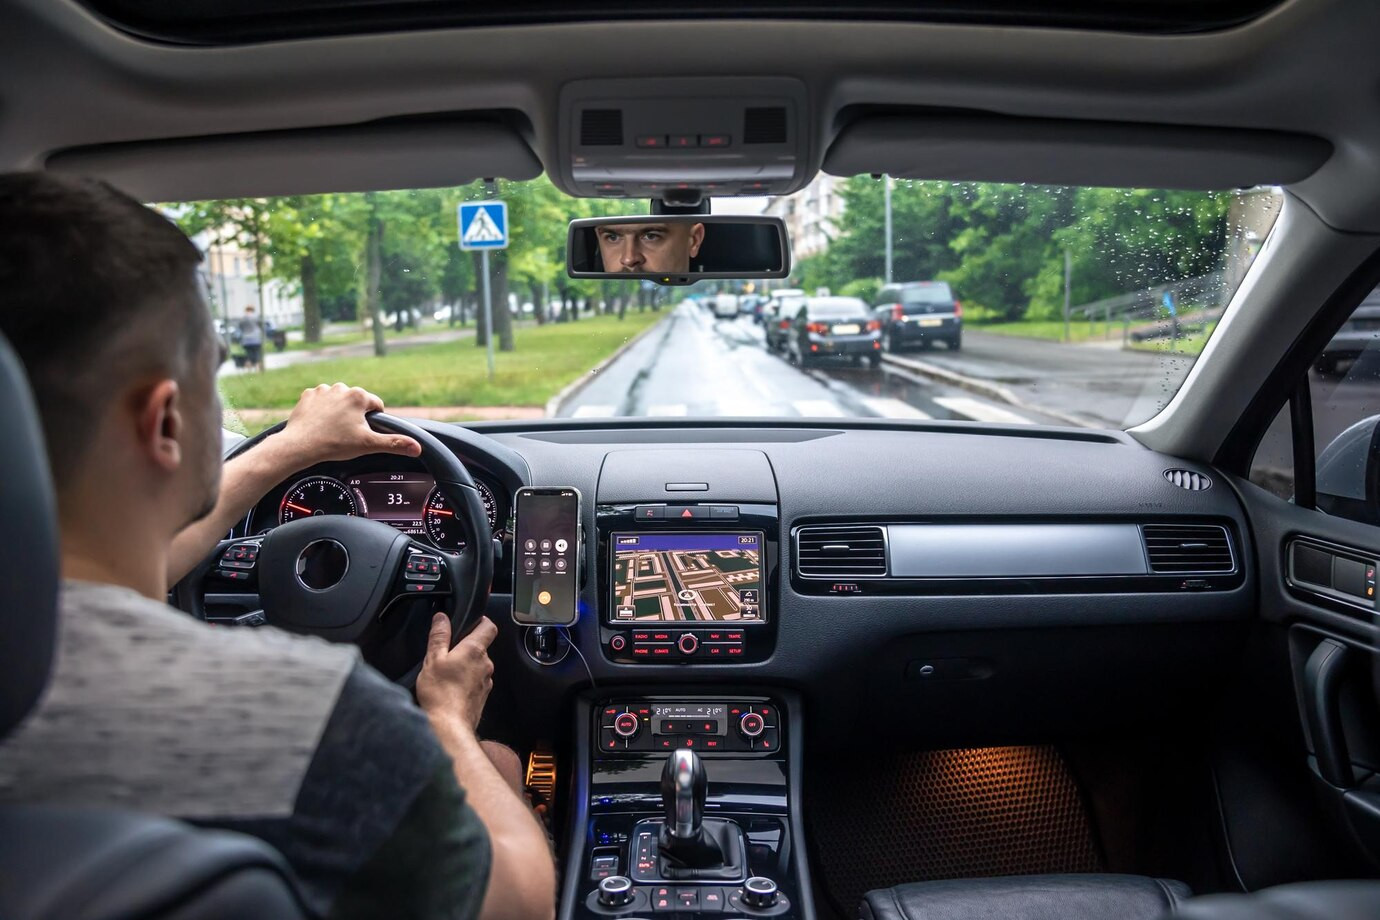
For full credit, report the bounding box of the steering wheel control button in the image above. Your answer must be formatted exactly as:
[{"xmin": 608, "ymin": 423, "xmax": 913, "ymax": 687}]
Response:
[
  {"xmin": 295, "ymin": 539, "xmax": 350, "ymax": 592},
  {"xmin": 677, "ymin": 633, "xmax": 699, "ymax": 655},
  {"xmin": 597, "ymin": 875, "xmax": 635, "ymax": 908}
]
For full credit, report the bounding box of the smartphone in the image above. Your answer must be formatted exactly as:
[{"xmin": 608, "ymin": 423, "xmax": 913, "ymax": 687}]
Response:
[{"xmin": 511, "ymin": 487, "xmax": 581, "ymax": 626}]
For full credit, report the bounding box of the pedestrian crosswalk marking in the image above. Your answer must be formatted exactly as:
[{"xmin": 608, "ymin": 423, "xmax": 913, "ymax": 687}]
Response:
[
  {"xmin": 647, "ymin": 404, "xmax": 688, "ymax": 416},
  {"xmin": 862, "ymin": 397, "xmax": 931, "ymax": 419},
  {"xmin": 934, "ymin": 397, "xmax": 1031, "ymax": 425},
  {"xmin": 570, "ymin": 404, "xmax": 615, "ymax": 418},
  {"xmin": 792, "ymin": 400, "xmax": 846, "ymax": 418}
]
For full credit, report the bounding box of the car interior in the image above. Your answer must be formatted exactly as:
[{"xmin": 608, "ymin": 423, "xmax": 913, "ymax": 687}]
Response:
[{"xmin": 6, "ymin": 1, "xmax": 1380, "ymax": 919}]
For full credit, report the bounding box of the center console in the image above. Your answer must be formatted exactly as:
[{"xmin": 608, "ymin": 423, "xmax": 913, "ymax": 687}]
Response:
[{"xmin": 559, "ymin": 691, "xmax": 815, "ymax": 920}]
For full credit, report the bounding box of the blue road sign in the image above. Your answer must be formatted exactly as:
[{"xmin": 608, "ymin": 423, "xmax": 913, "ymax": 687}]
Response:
[{"xmin": 458, "ymin": 201, "xmax": 508, "ymax": 250}]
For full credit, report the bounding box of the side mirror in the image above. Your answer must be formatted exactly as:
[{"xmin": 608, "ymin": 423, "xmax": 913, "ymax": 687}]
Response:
[
  {"xmin": 1316, "ymin": 414, "xmax": 1380, "ymax": 525},
  {"xmin": 566, "ymin": 214, "xmax": 791, "ymax": 286}
]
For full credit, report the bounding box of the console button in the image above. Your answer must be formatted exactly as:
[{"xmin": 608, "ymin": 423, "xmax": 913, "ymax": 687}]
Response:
[
  {"xmin": 613, "ymin": 712, "xmax": 640, "ymax": 739},
  {"xmin": 701, "ymin": 887, "xmax": 726, "ymax": 911},
  {"xmin": 597, "ymin": 876, "xmax": 635, "ymax": 908},
  {"xmin": 677, "ymin": 633, "xmax": 699, "ymax": 655},
  {"xmin": 652, "ymin": 886, "xmax": 675, "ymax": 911},
  {"xmin": 667, "ymin": 505, "xmax": 709, "ymax": 519},
  {"xmin": 609, "ymin": 634, "xmax": 627, "ymax": 652},
  {"xmin": 635, "ymin": 505, "xmax": 665, "ymax": 520},
  {"xmin": 739, "ymin": 712, "xmax": 766, "ymax": 738},
  {"xmin": 676, "ymin": 888, "xmax": 700, "ymax": 910},
  {"xmin": 710, "ymin": 505, "xmax": 739, "ymax": 520},
  {"xmin": 742, "ymin": 876, "xmax": 778, "ymax": 909}
]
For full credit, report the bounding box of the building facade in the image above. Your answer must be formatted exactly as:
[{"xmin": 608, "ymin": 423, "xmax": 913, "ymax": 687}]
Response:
[{"xmin": 764, "ymin": 174, "xmax": 846, "ymax": 261}]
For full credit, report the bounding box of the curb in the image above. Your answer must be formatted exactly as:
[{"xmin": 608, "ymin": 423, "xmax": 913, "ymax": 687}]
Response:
[
  {"xmin": 544, "ymin": 315, "xmax": 668, "ymax": 418},
  {"xmin": 880, "ymin": 352, "xmax": 1095, "ymax": 429}
]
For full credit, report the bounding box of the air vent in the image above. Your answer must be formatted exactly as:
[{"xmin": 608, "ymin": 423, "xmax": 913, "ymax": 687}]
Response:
[
  {"xmin": 744, "ymin": 106, "xmax": 788, "ymax": 145},
  {"xmin": 797, "ymin": 526, "xmax": 888, "ymax": 577},
  {"xmin": 580, "ymin": 109, "xmax": 623, "ymax": 146},
  {"xmin": 1164, "ymin": 469, "xmax": 1212, "ymax": 491},
  {"xmin": 1142, "ymin": 524, "xmax": 1234, "ymax": 574}
]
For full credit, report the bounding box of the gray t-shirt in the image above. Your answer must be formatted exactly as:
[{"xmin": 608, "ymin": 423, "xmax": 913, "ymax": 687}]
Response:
[{"xmin": 0, "ymin": 580, "xmax": 491, "ymax": 919}]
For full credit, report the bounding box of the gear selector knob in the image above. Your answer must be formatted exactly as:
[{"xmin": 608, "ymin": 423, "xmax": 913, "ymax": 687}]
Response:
[{"xmin": 661, "ymin": 748, "xmax": 707, "ymax": 839}]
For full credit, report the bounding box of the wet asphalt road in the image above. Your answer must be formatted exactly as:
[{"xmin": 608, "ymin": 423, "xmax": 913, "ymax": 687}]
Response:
[{"xmin": 558, "ymin": 304, "xmax": 1072, "ymax": 425}]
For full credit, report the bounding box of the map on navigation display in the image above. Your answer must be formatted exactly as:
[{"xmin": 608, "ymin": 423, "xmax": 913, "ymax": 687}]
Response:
[{"xmin": 611, "ymin": 533, "xmax": 764, "ymax": 622}]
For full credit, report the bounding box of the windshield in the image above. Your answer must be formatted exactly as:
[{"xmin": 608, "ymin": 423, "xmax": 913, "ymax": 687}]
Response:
[{"xmin": 173, "ymin": 176, "xmax": 1278, "ymax": 434}]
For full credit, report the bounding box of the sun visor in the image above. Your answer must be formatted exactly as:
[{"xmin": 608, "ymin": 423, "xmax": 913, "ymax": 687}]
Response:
[
  {"xmin": 44, "ymin": 118, "xmax": 542, "ymax": 202},
  {"xmin": 823, "ymin": 113, "xmax": 1331, "ymax": 190}
]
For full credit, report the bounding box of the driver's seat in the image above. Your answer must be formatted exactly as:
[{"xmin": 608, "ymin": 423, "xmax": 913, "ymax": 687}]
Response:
[{"xmin": 0, "ymin": 332, "xmax": 308, "ymax": 920}]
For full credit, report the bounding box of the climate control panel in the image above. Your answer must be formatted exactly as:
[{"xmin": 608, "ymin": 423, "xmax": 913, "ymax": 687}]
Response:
[{"xmin": 597, "ymin": 700, "xmax": 781, "ymax": 755}]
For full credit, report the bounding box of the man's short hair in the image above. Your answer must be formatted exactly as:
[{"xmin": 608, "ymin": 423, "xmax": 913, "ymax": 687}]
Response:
[{"xmin": 0, "ymin": 173, "xmax": 207, "ymax": 482}]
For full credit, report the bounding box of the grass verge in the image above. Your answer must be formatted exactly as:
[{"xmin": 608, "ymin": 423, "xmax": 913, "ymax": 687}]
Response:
[{"xmin": 220, "ymin": 311, "xmax": 664, "ymax": 422}]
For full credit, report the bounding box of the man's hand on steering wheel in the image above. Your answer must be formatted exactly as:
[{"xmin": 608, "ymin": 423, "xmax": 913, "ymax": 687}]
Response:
[{"xmin": 272, "ymin": 383, "xmax": 422, "ymax": 468}]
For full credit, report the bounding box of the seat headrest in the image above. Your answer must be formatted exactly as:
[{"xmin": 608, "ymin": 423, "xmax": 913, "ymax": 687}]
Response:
[{"xmin": 0, "ymin": 332, "xmax": 59, "ymax": 737}]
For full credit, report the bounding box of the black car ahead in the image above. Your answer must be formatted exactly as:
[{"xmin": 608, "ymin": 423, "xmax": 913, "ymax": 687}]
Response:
[
  {"xmin": 873, "ymin": 281, "xmax": 963, "ymax": 352},
  {"xmin": 788, "ymin": 295, "xmax": 882, "ymax": 367}
]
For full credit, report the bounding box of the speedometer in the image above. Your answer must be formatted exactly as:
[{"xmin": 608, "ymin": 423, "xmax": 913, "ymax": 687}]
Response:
[
  {"xmin": 279, "ymin": 476, "xmax": 358, "ymax": 524},
  {"xmin": 424, "ymin": 481, "xmax": 498, "ymax": 551}
]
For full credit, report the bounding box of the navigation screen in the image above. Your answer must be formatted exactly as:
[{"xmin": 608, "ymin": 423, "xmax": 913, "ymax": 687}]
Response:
[{"xmin": 611, "ymin": 532, "xmax": 764, "ymax": 623}]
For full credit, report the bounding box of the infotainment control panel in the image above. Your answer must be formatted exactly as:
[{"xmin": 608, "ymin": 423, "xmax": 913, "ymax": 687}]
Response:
[{"xmin": 596, "ymin": 503, "xmax": 779, "ymax": 664}]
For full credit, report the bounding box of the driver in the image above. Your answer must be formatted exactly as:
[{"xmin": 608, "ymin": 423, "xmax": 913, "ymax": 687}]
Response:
[
  {"xmin": 0, "ymin": 173, "xmax": 555, "ymax": 920},
  {"xmin": 595, "ymin": 220, "xmax": 705, "ymax": 273}
]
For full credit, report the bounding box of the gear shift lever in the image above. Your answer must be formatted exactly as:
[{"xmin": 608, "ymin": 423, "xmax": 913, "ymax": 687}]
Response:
[
  {"xmin": 662, "ymin": 748, "xmax": 707, "ymax": 839},
  {"xmin": 657, "ymin": 748, "xmax": 727, "ymax": 869}
]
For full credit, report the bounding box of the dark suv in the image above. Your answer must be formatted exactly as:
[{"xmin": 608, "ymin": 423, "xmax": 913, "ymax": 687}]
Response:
[{"xmin": 873, "ymin": 281, "xmax": 963, "ymax": 352}]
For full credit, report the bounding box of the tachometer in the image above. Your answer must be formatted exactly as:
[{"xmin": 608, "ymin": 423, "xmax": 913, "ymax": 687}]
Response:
[
  {"xmin": 425, "ymin": 481, "xmax": 498, "ymax": 551},
  {"xmin": 279, "ymin": 476, "xmax": 358, "ymax": 524}
]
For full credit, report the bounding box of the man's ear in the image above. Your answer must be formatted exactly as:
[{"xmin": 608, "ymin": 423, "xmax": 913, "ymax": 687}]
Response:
[
  {"xmin": 688, "ymin": 223, "xmax": 706, "ymax": 258},
  {"xmin": 135, "ymin": 379, "xmax": 183, "ymax": 473}
]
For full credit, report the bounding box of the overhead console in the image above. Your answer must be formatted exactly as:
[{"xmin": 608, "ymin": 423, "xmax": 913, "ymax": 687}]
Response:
[
  {"xmin": 792, "ymin": 520, "xmax": 1243, "ymax": 596},
  {"xmin": 595, "ymin": 449, "xmax": 780, "ymax": 664},
  {"xmin": 557, "ymin": 77, "xmax": 811, "ymax": 199}
]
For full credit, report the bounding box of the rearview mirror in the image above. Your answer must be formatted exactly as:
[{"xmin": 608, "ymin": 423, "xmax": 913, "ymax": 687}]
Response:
[{"xmin": 566, "ymin": 214, "xmax": 791, "ymax": 286}]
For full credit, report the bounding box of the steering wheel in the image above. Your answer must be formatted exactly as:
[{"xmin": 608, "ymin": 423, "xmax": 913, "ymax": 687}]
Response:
[{"xmin": 174, "ymin": 413, "xmax": 494, "ymax": 677}]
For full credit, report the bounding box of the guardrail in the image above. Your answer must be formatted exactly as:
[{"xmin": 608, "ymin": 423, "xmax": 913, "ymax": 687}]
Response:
[{"xmin": 1068, "ymin": 269, "xmax": 1228, "ymax": 344}]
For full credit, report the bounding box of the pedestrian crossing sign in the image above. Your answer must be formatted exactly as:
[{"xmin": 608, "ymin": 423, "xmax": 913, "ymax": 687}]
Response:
[{"xmin": 458, "ymin": 201, "xmax": 508, "ymax": 250}]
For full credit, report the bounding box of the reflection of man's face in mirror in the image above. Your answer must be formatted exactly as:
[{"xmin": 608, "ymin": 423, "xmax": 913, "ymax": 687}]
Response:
[{"xmin": 595, "ymin": 222, "xmax": 705, "ymax": 274}]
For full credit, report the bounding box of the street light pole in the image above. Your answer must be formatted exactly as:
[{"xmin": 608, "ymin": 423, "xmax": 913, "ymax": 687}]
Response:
[{"xmin": 883, "ymin": 174, "xmax": 894, "ymax": 284}]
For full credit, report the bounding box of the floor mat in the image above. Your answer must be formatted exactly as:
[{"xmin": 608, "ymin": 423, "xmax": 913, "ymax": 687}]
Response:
[{"xmin": 806, "ymin": 746, "xmax": 1103, "ymax": 917}]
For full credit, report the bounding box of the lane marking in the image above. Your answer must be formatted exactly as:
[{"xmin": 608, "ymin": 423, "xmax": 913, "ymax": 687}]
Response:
[
  {"xmin": 934, "ymin": 396, "xmax": 1032, "ymax": 425},
  {"xmin": 861, "ymin": 397, "xmax": 931, "ymax": 419},
  {"xmin": 792, "ymin": 399, "xmax": 847, "ymax": 418},
  {"xmin": 570, "ymin": 404, "xmax": 616, "ymax": 418},
  {"xmin": 646, "ymin": 403, "xmax": 688, "ymax": 416}
]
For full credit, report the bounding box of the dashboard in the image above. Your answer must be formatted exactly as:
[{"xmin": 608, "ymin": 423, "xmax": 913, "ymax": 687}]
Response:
[{"xmin": 223, "ymin": 418, "xmax": 1256, "ymax": 753}]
